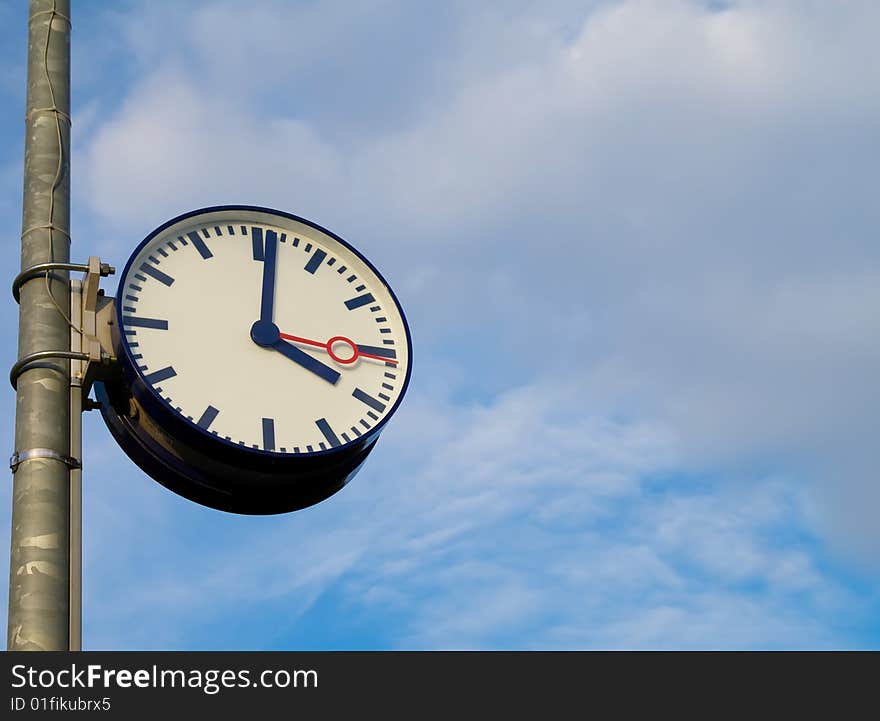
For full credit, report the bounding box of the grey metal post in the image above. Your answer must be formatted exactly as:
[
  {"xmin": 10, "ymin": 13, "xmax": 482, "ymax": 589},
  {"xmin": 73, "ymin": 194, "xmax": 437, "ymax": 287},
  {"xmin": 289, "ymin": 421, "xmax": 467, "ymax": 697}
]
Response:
[{"xmin": 8, "ymin": 0, "xmax": 73, "ymax": 651}]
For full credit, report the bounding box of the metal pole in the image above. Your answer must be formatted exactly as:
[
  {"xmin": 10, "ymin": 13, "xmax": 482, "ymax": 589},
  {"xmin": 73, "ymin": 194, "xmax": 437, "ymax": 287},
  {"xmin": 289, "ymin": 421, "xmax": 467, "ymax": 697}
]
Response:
[
  {"xmin": 7, "ymin": 0, "xmax": 72, "ymax": 651},
  {"xmin": 69, "ymin": 279, "xmax": 82, "ymax": 651}
]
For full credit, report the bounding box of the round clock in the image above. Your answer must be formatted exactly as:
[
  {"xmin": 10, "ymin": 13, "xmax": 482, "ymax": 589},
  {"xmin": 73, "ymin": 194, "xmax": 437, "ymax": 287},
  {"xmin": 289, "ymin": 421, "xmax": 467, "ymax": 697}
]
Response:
[{"xmin": 96, "ymin": 205, "xmax": 412, "ymax": 514}]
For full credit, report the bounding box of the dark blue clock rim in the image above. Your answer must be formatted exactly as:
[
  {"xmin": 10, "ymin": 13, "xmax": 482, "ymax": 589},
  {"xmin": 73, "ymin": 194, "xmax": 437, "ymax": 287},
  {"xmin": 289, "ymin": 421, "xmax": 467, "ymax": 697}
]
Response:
[{"xmin": 114, "ymin": 204, "xmax": 414, "ymax": 460}]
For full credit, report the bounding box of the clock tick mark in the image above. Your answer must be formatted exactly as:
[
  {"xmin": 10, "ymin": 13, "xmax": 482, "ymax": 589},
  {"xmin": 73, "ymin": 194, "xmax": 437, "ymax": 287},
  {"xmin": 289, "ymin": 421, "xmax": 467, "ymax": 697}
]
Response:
[
  {"xmin": 370, "ymin": 305, "xmax": 381, "ymax": 312},
  {"xmin": 262, "ymin": 418, "xmax": 276, "ymax": 452},
  {"xmin": 187, "ymin": 231, "xmax": 213, "ymax": 259},
  {"xmin": 139, "ymin": 263, "xmax": 174, "ymax": 286},
  {"xmin": 213, "ymin": 226, "xmax": 222, "ymax": 236},
  {"xmin": 201, "ymin": 228, "xmax": 210, "ymax": 239},
  {"xmin": 252, "ymin": 227, "xmax": 264, "ymax": 261},
  {"xmin": 327, "ymin": 257, "xmax": 336, "ymax": 266},
  {"xmin": 316, "ymin": 418, "xmax": 341, "ymax": 448},
  {"xmin": 157, "ymin": 247, "xmax": 168, "ymax": 257},
  {"xmin": 356, "ymin": 344, "xmax": 396, "ymax": 361},
  {"xmin": 197, "ymin": 405, "xmax": 219, "ymax": 430},
  {"xmin": 143, "ymin": 366, "xmax": 176, "ymax": 385},
  {"xmin": 304, "ymin": 249, "xmax": 327, "ymax": 274},
  {"xmin": 305, "ymin": 242, "xmax": 312, "ymax": 252},
  {"xmin": 292, "ymin": 237, "xmax": 300, "ymax": 247},
  {"xmin": 123, "ymin": 316, "xmax": 168, "ymax": 330},
  {"xmin": 227, "ymin": 225, "xmax": 235, "ymax": 235},
  {"xmin": 353, "ymin": 388, "xmax": 386, "ymax": 413},
  {"xmin": 345, "ymin": 292, "xmax": 375, "ymax": 310}
]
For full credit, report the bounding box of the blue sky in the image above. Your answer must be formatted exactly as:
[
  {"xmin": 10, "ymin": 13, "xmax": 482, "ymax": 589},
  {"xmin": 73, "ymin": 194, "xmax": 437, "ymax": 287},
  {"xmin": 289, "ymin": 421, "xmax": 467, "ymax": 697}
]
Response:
[{"xmin": 1, "ymin": 0, "xmax": 879, "ymax": 649}]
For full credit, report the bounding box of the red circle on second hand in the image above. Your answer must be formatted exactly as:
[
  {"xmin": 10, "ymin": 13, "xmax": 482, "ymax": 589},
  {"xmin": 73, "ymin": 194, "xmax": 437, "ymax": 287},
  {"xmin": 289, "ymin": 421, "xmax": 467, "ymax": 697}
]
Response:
[{"xmin": 327, "ymin": 336, "xmax": 359, "ymax": 364}]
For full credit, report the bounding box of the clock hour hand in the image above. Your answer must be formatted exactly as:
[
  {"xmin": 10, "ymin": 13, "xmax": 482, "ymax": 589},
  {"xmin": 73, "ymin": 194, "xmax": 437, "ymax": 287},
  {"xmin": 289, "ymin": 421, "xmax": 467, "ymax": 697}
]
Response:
[
  {"xmin": 259, "ymin": 229, "xmax": 278, "ymax": 322},
  {"xmin": 251, "ymin": 319, "xmax": 341, "ymax": 385},
  {"xmin": 272, "ymin": 338, "xmax": 341, "ymax": 385}
]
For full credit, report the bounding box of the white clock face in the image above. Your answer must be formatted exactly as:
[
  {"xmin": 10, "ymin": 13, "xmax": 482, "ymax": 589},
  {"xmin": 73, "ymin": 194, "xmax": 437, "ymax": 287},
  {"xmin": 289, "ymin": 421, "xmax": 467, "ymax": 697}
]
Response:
[{"xmin": 117, "ymin": 208, "xmax": 411, "ymax": 455}]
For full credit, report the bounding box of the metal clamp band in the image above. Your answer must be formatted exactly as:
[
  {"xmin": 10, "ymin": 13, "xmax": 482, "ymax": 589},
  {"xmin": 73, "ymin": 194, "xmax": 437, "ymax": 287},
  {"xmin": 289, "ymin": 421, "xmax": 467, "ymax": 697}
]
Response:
[
  {"xmin": 10, "ymin": 350, "xmax": 90, "ymax": 390},
  {"xmin": 10, "ymin": 448, "xmax": 81, "ymax": 472},
  {"xmin": 12, "ymin": 261, "xmax": 114, "ymax": 303}
]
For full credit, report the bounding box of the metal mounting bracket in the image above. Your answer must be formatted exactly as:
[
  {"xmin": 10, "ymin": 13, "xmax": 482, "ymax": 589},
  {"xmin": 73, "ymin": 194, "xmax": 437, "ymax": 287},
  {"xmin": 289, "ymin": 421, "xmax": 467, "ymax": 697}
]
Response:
[
  {"xmin": 10, "ymin": 448, "xmax": 81, "ymax": 472},
  {"xmin": 70, "ymin": 256, "xmax": 118, "ymax": 407}
]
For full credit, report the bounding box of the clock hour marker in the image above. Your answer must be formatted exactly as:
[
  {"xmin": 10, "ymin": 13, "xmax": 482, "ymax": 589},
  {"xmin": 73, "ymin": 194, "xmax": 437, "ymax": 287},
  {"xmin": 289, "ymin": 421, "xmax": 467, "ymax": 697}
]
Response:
[
  {"xmin": 197, "ymin": 405, "xmax": 219, "ymax": 430},
  {"xmin": 123, "ymin": 316, "xmax": 168, "ymax": 330},
  {"xmin": 143, "ymin": 366, "xmax": 177, "ymax": 385},
  {"xmin": 345, "ymin": 292, "xmax": 375, "ymax": 310},
  {"xmin": 252, "ymin": 226, "xmax": 264, "ymax": 261},
  {"xmin": 187, "ymin": 231, "xmax": 213, "ymax": 259},
  {"xmin": 139, "ymin": 263, "xmax": 174, "ymax": 286},
  {"xmin": 304, "ymin": 249, "xmax": 327, "ymax": 274},
  {"xmin": 356, "ymin": 344, "xmax": 396, "ymax": 360},
  {"xmin": 262, "ymin": 417, "xmax": 276, "ymax": 451},
  {"xmin": 352, "ymin": 387, "xmax": 386, "ymax": 413},
  {"xmin": 315, "ymin": 418, "xmax": 341, "ymax": 448}
]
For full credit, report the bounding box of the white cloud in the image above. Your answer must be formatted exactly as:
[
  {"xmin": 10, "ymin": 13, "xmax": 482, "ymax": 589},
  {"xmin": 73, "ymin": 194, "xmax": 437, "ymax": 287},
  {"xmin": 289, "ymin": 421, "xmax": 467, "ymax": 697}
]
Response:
[{"xmin": 75, "ymin": 379, "xmax": 860, "ymax": 649}]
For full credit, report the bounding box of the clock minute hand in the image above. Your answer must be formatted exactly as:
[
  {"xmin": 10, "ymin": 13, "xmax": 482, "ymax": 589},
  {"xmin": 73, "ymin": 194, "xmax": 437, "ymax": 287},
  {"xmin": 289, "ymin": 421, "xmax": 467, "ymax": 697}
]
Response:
[{"xmin": 260, "ymin": 229, "xmax": 278, "ymax": 322}]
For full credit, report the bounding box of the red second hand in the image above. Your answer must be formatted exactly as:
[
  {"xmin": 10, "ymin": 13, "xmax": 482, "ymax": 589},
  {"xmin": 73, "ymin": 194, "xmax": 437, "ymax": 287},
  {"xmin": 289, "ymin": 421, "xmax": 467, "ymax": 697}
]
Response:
[{"xmin": 279, "ymin": 332, "xmax": 398, "ymax": 365}]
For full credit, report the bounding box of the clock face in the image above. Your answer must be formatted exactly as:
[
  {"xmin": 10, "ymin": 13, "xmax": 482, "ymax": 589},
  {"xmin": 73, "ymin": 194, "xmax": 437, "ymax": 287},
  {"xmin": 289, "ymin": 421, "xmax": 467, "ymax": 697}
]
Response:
[{"xmin": 116, "ymin": 207, "xmax": 411, "ymax": 457}]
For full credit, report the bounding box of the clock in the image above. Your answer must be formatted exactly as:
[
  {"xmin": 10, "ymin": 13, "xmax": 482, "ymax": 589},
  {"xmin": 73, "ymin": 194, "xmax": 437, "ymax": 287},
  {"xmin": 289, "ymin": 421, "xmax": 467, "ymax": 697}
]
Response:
[{"xmin": 95, "ymin": 206, "xmax": 412, "ymax": 514}]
